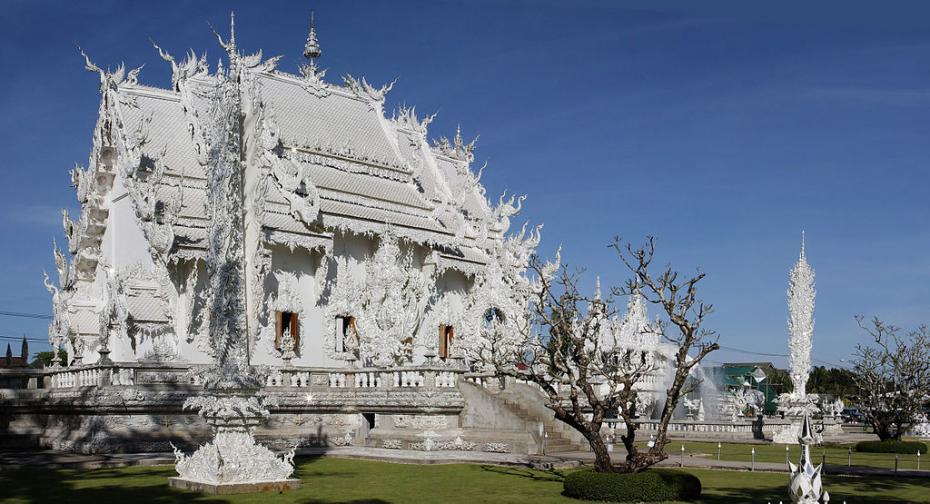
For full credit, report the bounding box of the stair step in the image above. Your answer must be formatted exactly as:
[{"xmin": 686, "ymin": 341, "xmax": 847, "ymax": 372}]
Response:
[{"xmin": 0, "ymin": 433, "xmax": 40, "ymax": 451}]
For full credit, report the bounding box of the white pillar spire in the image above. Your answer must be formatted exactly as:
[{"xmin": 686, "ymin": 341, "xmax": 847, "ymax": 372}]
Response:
[
  {"xmin": 800, "ymin": 230, "xmax": 806, "ymax": 259},
  {"xmin": 787, "ymin": 232, "xmax": 816, "ymax": 399}
]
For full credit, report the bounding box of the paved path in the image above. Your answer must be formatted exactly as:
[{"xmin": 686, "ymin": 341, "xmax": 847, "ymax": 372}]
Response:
[
  {"xmin": 0, "ymin": 450, "xmax": 176, "ymax": 470},
  {"xmin": 0, "ymin": 447, "xmax": 567, "ymax": 471},
  {"xmin": 546, "ymin": 449, "xmax": 930, "ymax": 478},
  {"xmin": 1, "ymin": 446, "xmax": 926, "ymax": 480}
]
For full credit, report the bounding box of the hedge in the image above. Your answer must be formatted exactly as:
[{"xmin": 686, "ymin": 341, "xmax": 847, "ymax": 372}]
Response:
[
  {"xmin": 855, "ymin": 440, "xmax": 928, "ymax": 455},
  {"xmin": 563, "ymin": 468, "xmax": 701, "ymax": 502}
]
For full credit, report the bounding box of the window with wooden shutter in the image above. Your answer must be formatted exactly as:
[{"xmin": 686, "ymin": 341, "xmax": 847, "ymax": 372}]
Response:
[
  {"xmin": 438, "ymin": 324, "xmax": 454, "ymax": 359},
  {"xmin": 335, "ymin": 315, "xmax": 357, "ymax": 352},
  {"xmin": 275, "ymin": 310, "xmax": 300, "ymax": 353},
  {"xmin": 402, "ymin": 336, "xmax": 414, "ymax": 357}
]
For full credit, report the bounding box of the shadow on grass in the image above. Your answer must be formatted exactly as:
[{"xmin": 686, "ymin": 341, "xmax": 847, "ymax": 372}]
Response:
[
  {"xmin": 0, "ymin": 466, "xmax": 230, "ymax": 504},
  {"xmin": 698, "ymin": 474, "xmax": 927, "ymax": 504},
  {"xmin": 291, "ymin": 454, "xmax": 359, "ymax": 479},
  {"xmin": 297, "ymin": 500, "xmax": 390, "ymax": 504},
  {"xmin": 479, "ymin": 464, "xmax": 566, "ymax": 482}
]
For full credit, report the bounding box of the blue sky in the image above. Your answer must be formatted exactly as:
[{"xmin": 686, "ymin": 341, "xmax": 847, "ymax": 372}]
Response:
[{"xmin": 0, "ymin": 1, "xmax": 927, "ymax": 367}]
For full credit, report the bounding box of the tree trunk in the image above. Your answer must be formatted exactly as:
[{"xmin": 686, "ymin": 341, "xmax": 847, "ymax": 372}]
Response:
[
  {"xmin": 873, "ymin": 419, "xmax": 901, "ymax": 442},
  {"xmin": 587, "ymin": 431, "xmax": 614, "ymax": 472}
]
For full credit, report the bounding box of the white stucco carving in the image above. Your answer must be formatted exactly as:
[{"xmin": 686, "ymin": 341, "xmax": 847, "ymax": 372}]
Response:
[{"xmin": 787, "ymin": 233, "xmax": 815, "ymax": 400}]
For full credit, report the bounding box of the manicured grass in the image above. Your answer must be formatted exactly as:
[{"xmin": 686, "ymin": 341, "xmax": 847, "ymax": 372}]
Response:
[
  {"xmin": 1, "ymin": 457, "xmax": 928, "ymax": 503},
  {"xmin": 664, "ymin": 440, "xmax": 927, "ymax": 471}
]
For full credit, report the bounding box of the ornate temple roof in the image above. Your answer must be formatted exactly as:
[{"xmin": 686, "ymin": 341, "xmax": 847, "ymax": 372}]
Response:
[
  {"xmin": 45, "ymin": 14, "xmax": 541, "ymax": 361},
  {"xmin": 95, "ymin": 19, "xmax": 505, "ymax": 268}
]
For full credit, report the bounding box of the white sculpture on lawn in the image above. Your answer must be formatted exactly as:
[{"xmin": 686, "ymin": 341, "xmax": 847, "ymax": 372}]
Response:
[
  {"xmin": 785, "ymin": 232, "xmax": 817, "ymax": 407},
  {"xmin": 787, "ymin": 414, "xmax": 830, "ymax": 504},
  {"xmin": 732, "ymin": 381, "xmax": 765, "ymax": 421},
  {"xmin": 775, "ymin": 233, "xmax": 822, "ymax": 444},
  {"xmin": 169, "ymin": 15, "xmax": 297, "ymax": 490}
]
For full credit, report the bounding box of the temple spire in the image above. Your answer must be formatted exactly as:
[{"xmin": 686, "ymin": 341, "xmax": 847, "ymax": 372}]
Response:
[
  {"xmin": 211, "ymin": 11, "xmax": 237, "ymax": 61},
  {"xmin": 594, "ymin": 276, "xmax": 602, "ymax": 301},
  {"xmin": 787, "ymin": 231, "xmax": 816, "ymax": 400},
  {"xmin": 229, "ymin": 11, "xmax": 236, "ymax": 52},
  {"xmin": 303, "ymin": 12, "xmax": 322, "ymax": 63}
]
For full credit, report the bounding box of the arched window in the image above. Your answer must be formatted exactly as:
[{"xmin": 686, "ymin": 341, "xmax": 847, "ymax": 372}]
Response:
[{"xmin": 483, "ymin": 307, "xmax": 505, "ymax": 329}]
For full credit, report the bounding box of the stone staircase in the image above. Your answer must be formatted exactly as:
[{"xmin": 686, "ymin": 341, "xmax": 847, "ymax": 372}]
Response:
[
  {"xmin": 0, "ymin": 432, "xmax": 40, "ymax": 451},
  {"xmin": 493, "ymin": 384, "xmax": 589, "ymax": 454}
]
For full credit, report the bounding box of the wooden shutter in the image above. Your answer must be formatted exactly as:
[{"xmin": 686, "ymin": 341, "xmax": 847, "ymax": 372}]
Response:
[
  {"xmin": 438, "ymin": 324, "xmax": 448, "ymax": 359},
  {"xmin": 275, "ymin": 311, "xmax": 283, "ymax": 350},
  {"xmin": 290, "ymin": 312, "xmax": 300, "ymax": 352}
]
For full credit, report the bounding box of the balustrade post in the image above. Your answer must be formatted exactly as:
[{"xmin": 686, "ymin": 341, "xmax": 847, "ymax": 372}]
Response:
[
  {"xmin": 423, "ymin": 368, "xmax": 436, "ymax": 388},
  {"xmin": 97, "ymin": 364, "xmax": 113, "ymax": 387}
]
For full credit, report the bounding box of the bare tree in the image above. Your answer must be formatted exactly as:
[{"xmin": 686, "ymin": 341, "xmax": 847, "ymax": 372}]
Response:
[
  {"xmin": 498, "ymin": 237, "xmax": 718, "ymax": 473},
  {"xmin": 851, "ymin": 316, "xmax": 930, "ymax": 441},
  {"xmin": 612, "ymin": 237, "xmax": 719, "ymax": 471}
]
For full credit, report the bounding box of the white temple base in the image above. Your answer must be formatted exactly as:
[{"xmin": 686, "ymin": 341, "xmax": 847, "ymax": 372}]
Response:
[
  {"xmin": 169, "ymin": 477, "xmax": 301, "ymax": 494},
  {"xmin": 171, "ymin": 394, "xmax": 297, "ymax": 491},
  {"xmin": 773, "ymin": 419, "xmax": 823, "ymax": 445}
]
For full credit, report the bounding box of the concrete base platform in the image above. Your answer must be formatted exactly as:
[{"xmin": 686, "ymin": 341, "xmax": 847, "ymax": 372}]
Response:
[{"xmin": 168, "ymin": 477, "xmax": 302, "ymax": 494}]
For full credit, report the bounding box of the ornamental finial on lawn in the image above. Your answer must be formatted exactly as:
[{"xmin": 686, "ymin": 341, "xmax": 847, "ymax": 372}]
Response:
[{"xmin": 788, "ymin": 414, "xmax": 830, "ymax": 503}]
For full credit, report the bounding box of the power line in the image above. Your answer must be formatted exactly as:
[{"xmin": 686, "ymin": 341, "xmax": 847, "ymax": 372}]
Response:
[
  {"xmin": 0, "ymin": 335, "xmax": 48, "ymax": 343},
  {"xmin": 718, "ymin": 345, "xmax": 787, "ymax": 358},
  {"xmin": 0, "ymin": 310, "xmax": 52, "ymax": 320},
  {"xmin": 718, "ymin": 344, "xmax": 849, "ymax": 369}
]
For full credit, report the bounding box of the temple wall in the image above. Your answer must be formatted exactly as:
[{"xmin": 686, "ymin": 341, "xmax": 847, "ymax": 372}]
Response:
[
  {"xmin": 171, "ymin": 260, "xmax": 212, "ymax": 365},
  {"xmin": 81, "ymin": 174, "xmax": 162, "ymax": 364},
  {"xmin": 103, "ymin": 175, "xmax": 157, "ymax": 278},
  {"xmin": 88, "ymin": 213, "xmax": 482, "ymax": 370},
  {"xmin": 257, "ymin": 243, "xmax": 325, "ymax": 367}
]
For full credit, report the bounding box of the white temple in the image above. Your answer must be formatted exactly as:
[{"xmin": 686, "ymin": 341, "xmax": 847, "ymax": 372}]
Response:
[
  {"xmin": 13, "ymin": 15, "xmax": 588, "ymax": 455},
  {"xmin": 594, "ymin": 285, "xmax": 669, "ymax": 416},
  {"xmin": 0, "ymin": 15, "xmax": 682, "ymax": 457},
  {"xmin": 47, "ymin": 16, "xmax": 536, "ymax": 372}
]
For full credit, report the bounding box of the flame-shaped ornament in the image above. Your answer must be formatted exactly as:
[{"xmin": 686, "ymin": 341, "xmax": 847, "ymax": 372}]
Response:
[{"xmin": 787, "ymin": 414, "xmax": 830, "ymax": 503}]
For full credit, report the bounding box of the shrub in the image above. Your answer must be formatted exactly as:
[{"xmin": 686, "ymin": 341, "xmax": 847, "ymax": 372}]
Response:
[
  {"xmin": 855, "ymin": 440, "xmax": 928, "ymax": 455},
  {"xmin": 563, "ymin": 468, "xmax": 701, "ymax": 502}
]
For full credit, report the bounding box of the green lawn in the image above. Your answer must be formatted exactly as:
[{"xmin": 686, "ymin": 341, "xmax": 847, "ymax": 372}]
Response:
[
  {"xmin": 0, "ymin": 457, "xmax": 927, "ymax": 503},
  {"xmin": 662, "ymin": 440, "xmax": 927, "ymax": 471}
]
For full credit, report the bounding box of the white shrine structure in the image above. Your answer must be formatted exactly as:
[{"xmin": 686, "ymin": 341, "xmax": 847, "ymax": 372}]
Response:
[
  {"xmin": 4, "ymin": 15, "xmax": 599, "ymax": 455},
  {"xmin": 0, "ymin": 16, "xmax": 720, "ymax": 456}
]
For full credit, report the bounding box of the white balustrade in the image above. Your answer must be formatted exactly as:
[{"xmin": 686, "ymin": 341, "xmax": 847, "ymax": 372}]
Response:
[
  {"xmin": 41, "ymin": 363, "xmax": 462, "ymax": 393},
  {"xmin": 329, "ymin": 372, "xmax": 347, "ymax": 387},
  {"xmin": 436, "ymin": 371, "xmax": 456, "ymax": 388},
  {"xmin": 394, "ymin": 370, "xmax": 423, "ymax": 387}
]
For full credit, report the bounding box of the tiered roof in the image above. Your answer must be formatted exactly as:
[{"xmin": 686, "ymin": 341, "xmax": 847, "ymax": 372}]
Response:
[{"xmin": 98, "ymin": 21, "xmax": 504, "ymax": 270}]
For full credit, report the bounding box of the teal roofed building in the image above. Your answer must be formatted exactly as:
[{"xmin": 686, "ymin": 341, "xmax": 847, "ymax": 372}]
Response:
[{"xmin": 708, "ymin": 362, "xmax": 790, "ymax": 415}]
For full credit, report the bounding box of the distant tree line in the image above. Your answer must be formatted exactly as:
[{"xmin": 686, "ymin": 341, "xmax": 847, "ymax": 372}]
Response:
[{"xmin": 806, "ymin": 366, "xmax": 858, "ymax": 399}]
